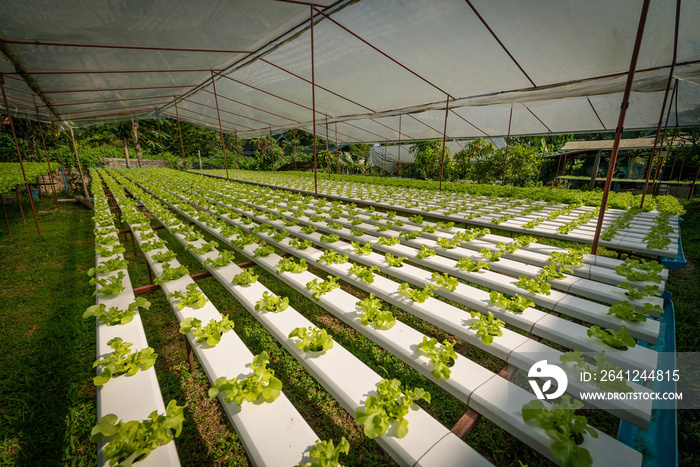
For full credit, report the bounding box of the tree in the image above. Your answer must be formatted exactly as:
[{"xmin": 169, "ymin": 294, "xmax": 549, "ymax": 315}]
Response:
[
  {"xmin": 453, "ymin": 139, "xmax": 497, "ymax": 180},
  {"xmin": 410, "ymin": 140, "xmax": 447, "ymax": 179},
  {"xmin": 131, "ymin": 118, "xmax": 144, "ymax": 168},
  {"xmin": 281, "ymin": 130, "xmax": 303, "ymax": 170},
  {"xmin": 253, "ymin": 136, "xmax": 284, "ymax": 170},
  {"xmin": 496, "ymin": 144, "xmax": 541, "ymax": 186}
]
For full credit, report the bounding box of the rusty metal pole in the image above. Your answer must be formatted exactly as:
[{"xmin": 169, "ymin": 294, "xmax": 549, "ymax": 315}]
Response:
[
  {"xmin": 1, "ymin": 76, "xmax": 41, "ymax": 236},
  {"xmin": 311, "ymin": 5, "xmax": 318, "ymax": 199},
  {"xmin": 269, "ymin": 125, "xmax": 274, "ymax": 171},
  {"xmin": 326, "ymin": 116, "xmax": 330, "ymax": 180},
  {"xmin": 650, "ymin": 80, "xmax": 678, "ymax": 196},
  {"xmin": 69, "ymin": 127, "xmax": 90, "ymax": 199},
  {"xmin": 652, "ymin": 131, "xmax": 676, "ymax": 195},
  {"xmin": 669, "ymin": 149, "xmax": 679, "ymax": 182},
  {"xmin": 34, "ymin": 98, "xmax": 60, "ymax": 210},
  {"xmin": 556, "ymin": 153, "xmax": 563, "ymax": 177},
  {"xmin": 235, "ymin": 131, "xmax": 240, "ymax": 169},
  {"xmin": 640, "ymin": 0, "xmax": 680, "ymax": 208},
  {"xmin": 502, "ymin": 103, "xmax": 513, "ymax": 184},
  {"xmin": 383, "ymin": 140, "xmax": 387, "ymax": 175},
  {"xmin": 591, "ymin": 0, "xmax": 651, "ymax": 255},
  {"xmin": 397, "ymin": 114, "xmax": 402, "ymax": 177},
  {"xmin": 173, "ymin": 99, "xmax": 186, "ymax": 170},
  {"xmin": 210, "ymin": 71, "xmax": 230, "ymax": 180},
  {"xmin": 335, "ymin": 123, "xmax": 339, "ymax": 174},
  {"xmin": 439, "ymin": 96, "xmax": 449, "ymax": 191},
  {"xmin": 536, "ymin": 131, "xmax": 549, "ymax": 186},
  {"xmin": 155, "ymin": 109, "xmax": 167, "ymax": 168},
  {"xmin": 688, "ymin": 165, "xmax": 700, "ymax": 200}
]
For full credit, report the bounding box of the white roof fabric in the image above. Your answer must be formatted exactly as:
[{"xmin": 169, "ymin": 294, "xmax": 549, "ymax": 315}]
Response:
[{"xmin": 1, "ymin": 0, "xmax": 700, "ymax": 143}]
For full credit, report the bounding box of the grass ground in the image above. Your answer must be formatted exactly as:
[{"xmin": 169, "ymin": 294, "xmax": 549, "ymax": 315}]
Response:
[{"xmin": 0, "ymin": 185, "xmax": 696, "ymax": 466}]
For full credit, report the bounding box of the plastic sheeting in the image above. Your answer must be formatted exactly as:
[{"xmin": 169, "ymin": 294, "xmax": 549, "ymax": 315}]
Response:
[{"xmin": 1, "ymin": 0, "xmax": 700, "ymax": 142}]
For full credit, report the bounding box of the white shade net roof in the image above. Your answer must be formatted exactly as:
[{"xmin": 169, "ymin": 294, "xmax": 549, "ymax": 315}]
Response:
[{"xmin": 1, "ymin": 0, "xmax": 699, "ymax": 143}]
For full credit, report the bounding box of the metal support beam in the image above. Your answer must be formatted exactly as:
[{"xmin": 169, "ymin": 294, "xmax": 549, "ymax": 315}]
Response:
[
  {"xmin": 439, "ymin": 96, "xmax": 450, "ymax": 191},
  {"xmin": 235, "ymin": 131, "xmax": 241, "ymax": 169},
  {"xmin": 311, "ymin": 5, "xmax": 318, "ymax": 199},
  {"xmin": 326, "ymin": 116, "xmax": 331, "ymax": 179},
  {"xmin": 503, "ymin": 104, "xmax": 513, "ymax": 183},
  {"xmin": 210, "ymin": 71, "xmax": 230, "ymax": 180},
  {"xmin": 155, "ymin": 109, "xmax": 167, "ymax": 167},
  {"xmin": 174, "ymin": 99, "xmax": 186, "ymax": 170},
  {"xmin": 591, "ymin": 0, "xmax": 651, "ymax": 255},
  {"xmin": 640, "ymin": 0, "xmax": 680, "ymax": 208},
  {"xmin": 397, "ymin": 115, "xmax": 402, "ymax": 176},
  {"xmin": 650, "ymin": 80, "xmax": 678, "ymax": 196}
]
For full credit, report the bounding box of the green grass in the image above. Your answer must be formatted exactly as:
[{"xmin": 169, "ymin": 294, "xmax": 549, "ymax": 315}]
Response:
[
  {"xmin": 0, "ymin": 196, "xmax": 96, "ymax": 466},
  {"xmin": 668, "ymin": 201, "xmax": 700, "ymax": 465}
]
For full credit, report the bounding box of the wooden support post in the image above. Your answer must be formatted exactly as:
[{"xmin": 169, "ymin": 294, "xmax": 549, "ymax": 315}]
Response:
[
  {"xmin": 34, "ymin": 99, "xmax": 60, "ymax": 211},
  {"xmin": 1, "ymin": 76, "xmax": 41, "ymax": 236},
  {"xmin": 69, "ymin": 128, "xmax": 90, "ymax": 199},
  {"xmin": 50, "ymin": 119, "xmax": 70, "ymax": 195},
  {"xmin": 38, "ymin": 179, "xmax": 47, "ymax": 210}
]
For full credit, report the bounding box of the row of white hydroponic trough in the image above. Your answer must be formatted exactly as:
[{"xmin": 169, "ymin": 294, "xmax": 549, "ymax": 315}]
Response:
[
  {"xmin": 126, "ymin": 170, "xmax": 657, "ymax": 423},
  {"xmin": 163, "ymin": 171, "xmax": 666, "ymax": 343},
  {"xmin": 88, "ymin": 169, "xmax": 181, "ymax": 466},
  {"xmin": 116, "ymin": 167, "xmax": 657, "ymax": 466},
  {"xmin": 198, "ymin": 170, "xmax": 680, "ymax": 258},
  {"xmin": 100, "ymin": 169, "xmax": 493, "ymax": 467}
]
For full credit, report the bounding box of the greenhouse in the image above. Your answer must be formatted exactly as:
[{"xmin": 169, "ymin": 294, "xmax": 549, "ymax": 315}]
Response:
[{"xmin": 1, "ymin": 1, "xmax": 699, "ymax": 466}]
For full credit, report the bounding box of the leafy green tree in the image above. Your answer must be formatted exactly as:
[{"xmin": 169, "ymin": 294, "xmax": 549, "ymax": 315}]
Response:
[
  {"xmin": 496, "ymin": 144, "xmax": 542, "ymax": 186},
  {"xmin": 410, "ymin": 140, "xmax": 449, "ymax": 179},
  {"xmin": 453, "ymin": 139, "xmax": 497, "ymax": 180},
  {"xmin": 252, "ymin": 136, "xmax": 285, "ymax": 171}
]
